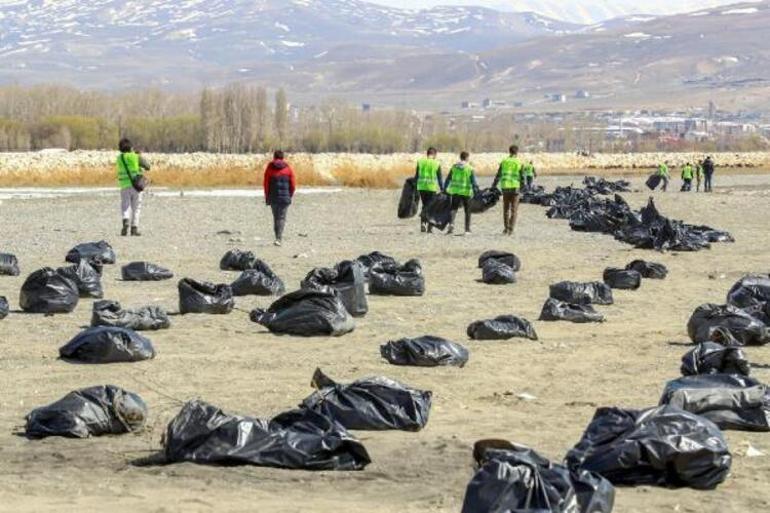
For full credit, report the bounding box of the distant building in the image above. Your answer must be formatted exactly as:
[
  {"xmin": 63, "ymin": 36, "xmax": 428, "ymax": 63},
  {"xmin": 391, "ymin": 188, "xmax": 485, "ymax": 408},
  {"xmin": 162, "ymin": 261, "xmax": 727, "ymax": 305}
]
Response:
[
  {"xmin": 361, "ymin": 103, "xmax": 371, "ymax": 112},
  {"xmin": 461, "ymin": 101, "xmax": 478, "ymax": 109},
  {"xmin": 482, "ymin": 98, "xmax": 491, "ymax": 109},
  {"xmin": 576, "ymin": 90, "xmax": 591, "ymax": 99},
  {"xmin": 551, "ymin": 94, "xmax": 567, "ymax": 103}
]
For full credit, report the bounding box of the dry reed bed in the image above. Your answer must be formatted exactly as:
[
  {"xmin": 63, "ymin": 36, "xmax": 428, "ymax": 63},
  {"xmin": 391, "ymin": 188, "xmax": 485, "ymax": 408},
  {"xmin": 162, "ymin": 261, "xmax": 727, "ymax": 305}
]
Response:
[{"xmin": 1, "ymin": 150, "xmax": 769, "ymax": 188}]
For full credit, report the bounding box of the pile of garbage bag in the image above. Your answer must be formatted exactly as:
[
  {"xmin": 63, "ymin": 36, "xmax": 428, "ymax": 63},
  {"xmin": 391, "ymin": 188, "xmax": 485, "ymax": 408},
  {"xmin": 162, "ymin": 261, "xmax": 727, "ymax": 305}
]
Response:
[
  {"xmin": 178, "ymin": 278, "xmax": 234, "ymax": 315},
  {"xmin": 65, "ymin": 240, "xmax": 116, "ymax": 265},
  {"xmin": 659, "ymin": 374, "xmax": 770, "ymax": 431},
  {"xmin": 397, "ymin": 177, "xmax": 419, "ymax": 219},
  {"xmin": 478, "ymin": 250, "xmax": 521, "ymax": 272},
  {"xmin": 626, "ymin": 259, "xmax": 668, "ymax": 279},
  {"xmin": 681, "ymin": 341, "xmax": 750, "ymax": 376},
  {"xmin": 687, "ymin": 303, "xmax": 770, "ymax": 346},
  {"xmin": 59, "ymin": 326, "xmax": 156, "ymax": 363},
  {"xmin": 91, "ymin": 300, "xmax": 170, "ymax": 331},
  {"xmin": 481, "ymin": 259, "xmax": 517, "ymax": 285},
  {"xmin": 550, "ymin": 281, "xmax": 613, "ymax": 305},
  {"xmin": 19, "ymin": 267, "xmax": 79, "ymax": 314},
  {"xmin": 0, "ymin": 252, "xmax": 20, "ymax": 276},
  {"xmin": 380, "ymin": 336, "xmax": 469, "ymax": 367},
  {"xmin": 163, "ymin": 400, "xmax": 370, "ymax": 470},
  {"xmin": 462, "ymin": 440, "xmax": 615, "ymax": 513},
  {"xmin": 56, "ymin": 259, "xmax": 103, "ymax": 298},
  {"xmin": 250, "ymin": 288, "xmax": 355, "ymax": 337},
  {"xmin": 602, "ymin": 268, "xmax": 641, "ymax": 290},
  {"xmin": 0, "ymin": 296, "xmax": 8, "ymax": 320},
  {"xmin": 231, "ymin": 263, "xmax": 285, "ymax": 296},
  {"xmin": 422, "ymin": 192, "xmax": 453, "ymax": 231},
  {"xmin": 469, "ymin": 187, "xmax": 501, "ymax": 214},
  {"xmin": 583, "ymin": 176, "xmax": 631, "ymax": 195},
  {"xmin": 467, "ymin": 315, "xmax": 538, "ymax": 340},
  {"xmin": 355, "ymin": 251, "xmax": 398, "ymax": 281},
  {"xmin": 25, "ymin": 385, "xmax": 147, "ymax": 439},
  {"xmin": 565, "ymin": 405, "xmax": 731, "ymax": 489},
  {"xmin": 540, "ymin": 298, "xmax": 605, "ymax": 323},
  {"xmin": 301, "ymin": 260, "xmax": 367, "ymax": 317},
  {"xmin": 219, "ymin": 249, "xmax": 263, "ymax": 271},
  {"xmin": 300, "ymin": 368, "xmax": 432, "ymax": 431},
  {"xmin": 369, "ymin": 259, "xmax": 425, "ymax": 296},
  {"xmin": 121, "ymin": 261, "xmax": 174, "ymax": 281}
]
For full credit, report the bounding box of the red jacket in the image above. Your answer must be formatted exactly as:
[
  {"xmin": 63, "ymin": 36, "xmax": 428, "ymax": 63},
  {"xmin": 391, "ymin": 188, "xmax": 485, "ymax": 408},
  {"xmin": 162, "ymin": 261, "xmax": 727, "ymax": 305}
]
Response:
[{"xmin": 263, "ymin": 159, "xmax": 296, "ymax": 205}]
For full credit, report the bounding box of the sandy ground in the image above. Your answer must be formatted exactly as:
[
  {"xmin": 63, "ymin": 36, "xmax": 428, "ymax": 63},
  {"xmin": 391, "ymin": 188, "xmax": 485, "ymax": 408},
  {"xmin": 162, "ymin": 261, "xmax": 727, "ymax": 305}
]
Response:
[{"xmin": 0, "ymin": 173, "xmax": 769, "ymax": 513}]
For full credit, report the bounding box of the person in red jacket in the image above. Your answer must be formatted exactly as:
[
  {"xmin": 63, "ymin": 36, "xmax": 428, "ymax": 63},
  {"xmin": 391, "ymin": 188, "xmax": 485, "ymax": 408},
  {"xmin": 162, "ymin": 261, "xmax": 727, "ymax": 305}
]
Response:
[{"xmin": 263, "ymin": 150, "xmax": 296, "ymax": 246}]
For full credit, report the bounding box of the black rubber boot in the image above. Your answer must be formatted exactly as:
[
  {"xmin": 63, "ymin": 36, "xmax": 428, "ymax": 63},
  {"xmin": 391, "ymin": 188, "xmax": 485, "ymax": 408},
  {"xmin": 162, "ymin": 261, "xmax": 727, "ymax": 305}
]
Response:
[
  {"xmin": 130, "ymin": 226, "xmax": 141, "ymax": 237},
  {"xmin": 121, "ymin": 220, "xmax": 129, "ymax": 236}
]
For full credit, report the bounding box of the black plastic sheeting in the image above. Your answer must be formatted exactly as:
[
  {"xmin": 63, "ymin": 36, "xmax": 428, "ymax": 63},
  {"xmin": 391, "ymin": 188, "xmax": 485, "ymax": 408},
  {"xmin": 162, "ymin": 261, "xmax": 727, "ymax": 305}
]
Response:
[
  {"xmin": 602, "ymin": 268, "xmax": 641, "ymax": 290},
  {"xmin": 626, "ymin": 259, "xmax": 668, "ymax": 279},
  {"xmin": 25, "ymin": 385, "xmax": 147, "ymax": 439},
  {"xmin": 681, "ymin": 341, "xmax": 750, "ymax": 376},
  {"xmin": 56, "ymin": 259, "xmax": 103, "ymax": 298},
  {"xmin": 231, "ymin": 264, "xmax": 286, "ymax": 297},
  {"xmin": 478, "ymin": 250, "xmax": 521, "ymax": 272},
  {"xmin": 549, "ymin": 281, "xmax": 613, "ymax": 305},
  {"xmin": 727, "ymin": 274, "xmax": 770, "ymax": 309},
  {"xmin": 121, "ymin": 261, "xmax": 174, "ymax": 281},
  {"xmin": 481, "ymin": 259, "xmax": 517, "ymax": 285},
  {"xmin": 355, "ymin": 251, "xmax": 398, "ymax": 281},
  {"xmin": 178, "ymin": 278, "xmax": 234, "ymax": 315},
  {"xmin": 91, "ymin": 300, "xmax": 170, "ymax": 331},
  {"xmin": 467, "ymin": 315, "xmax": 538, "ymax": 340},
  {"xmin": 380, "ymin": 336, "xmax": 469, "ymax": 368},
  {"xmin": 369, "ymin": 259, "xmax": 425, "ymax": 296},
  {"xmin": 660, "ymin": 375, "xmax": 770, "ymax": 432},
  {"xmin": 687, "ymin": 303, "xmax": 770, "ymax": 346},
  {"xmin": 250, "ymin": 288, "xmax": 355, "ymax": 337},
  {"xmin": 584, "ymin": 176, "xmax": 631, "ymax": 195},
  {"xmin": 0, "ymin": 296, "xmax": 8, "ymax": 320},
  {"xmin": 301, "ymin": 261, "xmax": 368, "ymax": 317},
  {"xmin": 398, "ymin": 177, "xmax": 420, "ymax": 219},
  {"xmin": 163, "ymin": 400, "xmax": 371, "ymax": 470},
  {"xmin": 422, "ymin": 192, "xmax": 453, "ymax": 231},
  {"xmin": 219, "ymin": 249, "xmax": 264, "ymax": 271},
  {"xmin": 540, "ymin": 298, "xmax": 605, "ymax": 323},
  {"xmin": 300, "ymin": 368, "xmax": 432, "ymax": 431},
  {"xmin": 19, "ymin": 267, "xmax": 79, "ymax": 314},
  {"xmin": 565, "ymin": 405, "xmax": 731, "ymax": 489},
  {"xmin": 65, "ymin": 240, "xmax": 116, "ymax": 265},
  {"xmin": 59, "ymin": 326, "xmax": 155, "ymax": 363},
  {"xmin": 462, "ymin": 441, "xmax": 614, "ymax": 513},
  {"xmin": 0, "ymin": 252, "xmax": 20, "ymax": 276},
  {"xmin": 469, "ymin": 187, "xmax": 501, "ymax": 214}
]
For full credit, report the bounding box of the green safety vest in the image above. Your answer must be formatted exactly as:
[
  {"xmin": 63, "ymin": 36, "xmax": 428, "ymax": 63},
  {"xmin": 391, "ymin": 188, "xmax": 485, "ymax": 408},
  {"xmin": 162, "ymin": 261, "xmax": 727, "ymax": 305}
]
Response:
[
  {"xmin": 657, "ymin": 164, "xmax": 669, "ymax": 177},
  {"xmin": 416, "ymin": 157, "xmax": 441, "ymax": 192},
  {"xmin": 499, "ymin": 157, "xmax": 522, "ymax": 190},
  {"xmin": 447, "ymin": 163, "xmax": 474, "ymax": 197},
  {"xmin": 522, "ymin": 162, "xmax": 535, "ymax": 178},
  {"xmin": 116, "ymin": 152, "xmax": 141, "ymax": 190},
  {"xmin": 682, "ymin": 165, "xmax": 694, "ymax": 180}
]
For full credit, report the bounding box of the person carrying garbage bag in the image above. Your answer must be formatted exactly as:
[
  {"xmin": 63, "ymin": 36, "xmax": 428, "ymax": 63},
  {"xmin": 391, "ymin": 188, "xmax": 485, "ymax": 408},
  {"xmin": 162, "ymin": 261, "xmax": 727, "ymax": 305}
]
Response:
[
  {"xmin": 263, "ymin": 150, "xmax": 296, "ymax": 246},
  {"xmin": 695, "ymin": 160, "xmax": 704, "ymax": 192},
  {"xmin": 657, "ymin": 161, "xmax": 670, "ymax": 192},
  {"xmin": 522, "ymin": 159, "xmax": 537, "ymax": 191},
  {"xmin": 491, "ymin": 145, "xmax": 523, "ymax": 235},
  {"xmin": 681, "ymin": 162, "xmax": 694, "ymax": 192},
  {"xmin": 414, "ymin": 147, "xmax": 443, "ymax": 233},
  {"xmin": 116, "ymin": 138, "xmax": 150, "ymax": 237},
  {"xmin": 444, "ymin": 151, "xmax": 479, "ymax": 235}
]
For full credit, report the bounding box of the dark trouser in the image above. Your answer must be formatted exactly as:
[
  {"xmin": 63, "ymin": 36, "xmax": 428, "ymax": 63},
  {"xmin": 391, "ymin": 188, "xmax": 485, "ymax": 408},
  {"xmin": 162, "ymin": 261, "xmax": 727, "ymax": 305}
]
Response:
[
  {"xmin": 704, "ymin": 172, "xmax": 713, "ymax": 192},
  {"xmin": 524, "ymin": 176, "xmax": 534, "ymax": 191},
  {"xmin": 661, "ymin": 176, "xmax": 669, "ymax": 192},
  {"xmin": 419, "ymin": 190, "xmax": 436, "ymax": 230},
  {"xmin": 681, "ymin": 179, "xmax": 692, "ymax": 192},
  {"xmin": 449, "ymin": 195, "xmax": 471, "ymax": 232},
  {"xmin": 696, "ymin": 177, "xmax": 701, "ymax": 192},
  {"xmin": 271, "ymin": 203, "xmax": 289, "ymax": 241},
  {"xmin": 502, "ymin": 190, "xmax": 520, "ymax": 233}
]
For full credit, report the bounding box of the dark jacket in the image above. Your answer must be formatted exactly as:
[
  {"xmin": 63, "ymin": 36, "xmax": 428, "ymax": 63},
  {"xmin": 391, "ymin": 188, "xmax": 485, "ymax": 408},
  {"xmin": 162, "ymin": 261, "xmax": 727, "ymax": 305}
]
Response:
[
  {"xmin": 702, "ymin": 158, "xmax": 715, "ymax": 175},
  {"xmin": 263, "ymin": 159, "xmax": 296, "ymax": 205}
]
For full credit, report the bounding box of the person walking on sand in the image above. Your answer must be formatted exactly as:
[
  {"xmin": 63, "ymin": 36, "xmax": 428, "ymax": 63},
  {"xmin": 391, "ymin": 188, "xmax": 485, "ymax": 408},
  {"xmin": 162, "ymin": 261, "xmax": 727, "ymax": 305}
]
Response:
[
  {"xmin": 492, "ymin": 145, "xmax": 523, "ymax": 235},
  {"xmin": 522, "ymin": 160, "xmax": 537, "ymax": 191},
  {"xmin": 116, "ymin": 138, "xmax": 150, "ymax": 236},
  {"xmin": 657, "ymin": 161, "xmax": 670, "ymax": 192},
  {"xmin": 695, "ymin": 160, "xmax": 704, "ymax": 192},
  {"xmin": 263, "ymin": 150, "xmax": 296, "ymax": 246},
  {"xmin": 681, "ymin": 162, "xmax": 694, "ymax": 192},
  {"xmin": 444, "ymin": 151, "xmax": 479, "ymax": 236},
  {"xmin": 414, "ymin": 147, "xmax": 443, "ymax": 233},
  {"xmin": 703, "ymin": 156, "xmax": 715, "ymax": 192}
]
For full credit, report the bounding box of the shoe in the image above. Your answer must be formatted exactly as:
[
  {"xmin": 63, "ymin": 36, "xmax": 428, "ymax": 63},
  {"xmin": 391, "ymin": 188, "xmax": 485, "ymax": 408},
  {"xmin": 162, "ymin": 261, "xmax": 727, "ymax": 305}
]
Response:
[
  {"xmin": 420, "ymin": 223, "xmax": 427, "ymax": 233},
  {"xmin": 502, "ymin": 228, "xmax": 509, "ymax": 235},
  {"xmin": 274, "ymin": 240, "xmax": 282, "ymax": 246},
  {"xmin": 130, "ymin": 226, "xmax": 141, "ymax": 236},
  {"xmin": 121, "ymin": 220, "xmax": 129, "ymax": 236},
  {"xmin": 446, "ymin": 225, "xmax": 454, "ymax": 235}
]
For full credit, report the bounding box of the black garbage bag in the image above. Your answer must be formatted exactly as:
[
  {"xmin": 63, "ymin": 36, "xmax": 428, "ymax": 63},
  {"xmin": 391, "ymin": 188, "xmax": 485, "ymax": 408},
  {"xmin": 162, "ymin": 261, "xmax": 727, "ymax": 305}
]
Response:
[
  {"xmin": 626, "ymin": 259, "xmax": 668, "ymax": 279},
  {"xmin": 65, "ymin": 240, "xmax": 116, "ymax": 265},
  {"xmin": 355, "ymin": 251, "xmax": 398, "ymax": 281},
  {"xmin": 726, "ymin": 274, "xmax": 770, "ymax": 309},
  {"xmin": 0, "ymin": 296, "xmax": 8, "ymax": 320},
  {"xmin": 584, "ymin": 176, "xmax": 631, "ymax": 194},
  {"xmin": 467, "ymin": 315, "xmax": 538, "ymax": 341},
  {"xmin": 521, "ymin": 185, "xmax": 548, "ymax": 205},
  {"xmin": 540, "ymin": 298, "xmax": 605, "ymax": 323},
  {"xmin": 300, "ymin": 368, "xmax": 432, "ymax": 431},
  {"xmin": 56, "ymin": 259, "xmax": 103, "ymax": 299},
  {"xmin": 397, "ymin": 177, "xmax": 420, "ymax": 219},
  {"xmin": 219, "ymin": 248, "xmax": 261, "ymax": 271},
  {"xmin": 462, "ymin": 441, "xmax": 615, "ymax": 513},
  {"xmin": 380, "ymin": 336, "xmax": 469, "ymax": 368},
  {"xmin": 469, "ymin": 187, "xmax": 501, "ymax": 214},
  {"xmin": 121, "ymin": 261, "xmax": 174, "ymax": 281},
  {"xmin": 25, "ymin": 385, "xmax": 147, "ymax": 439},
  {"xmin": 659, "ymin": 375, "xmax": 770, "ymax": 432},
  {"xmin": 19, "ymin": 267, "xmax": 79, "ymax": 314},
  {"xmin": 59, "ymin": 326, "xmax": 156, "ymax": 363},
  {"xmin": 687, "ymin": 303, "xmax": 770, "ymax": 346},
  {"xmin": 645, "ymin": 174, "xmax": 662, "ymax": 191},
  {"xmin": 163, "ymin": 400, "xmax": 370, "ymax": 470},
  {"xmin": 423, "ymin": 192, "xmax": 453, "ymax": 231},
  {"xmin": 178, "ymin": 278, "xmax": 234, "ymax": 315},
  {"xmin": 91, "ymin": 300, "xmax": 170, "ymax": 331},
  {"xmin": 602, "ymin": 268, "xmax": 641, "ymax": 290},
  {"xmin": 478, "ymin": 250, "xmax": 521, "ymax": 272},
  {"xmin": 681, "ymin": 341, "xmax": 750, "ymax": 376},
  {"xmin": 301, "ymin": 260, "xmax": 367, "ymax": 317},
  {"xmin": 481, "ymin": 259, "xmax": 517, "ymax": 285},
  {"xmin": 369, "ymin": 259, "xmax": 425, "ymax": 296},
  {"xmin": 250, "ymin": 288, "xmax": 355, "ymax": 337},
  {"xmin": 565, "ymin": 405, "xmax": 731, "ymax": 489},
  {"xmin": 0, "ymin": 252, "xmax": 20, "ymax": 276},
  {"xmin": 231, "ymin": 263, "xmax": 285, "ymax": 297},
  {"xmin": 549, "ymin": 281, "xmax": 613, "ymax": 305}
]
